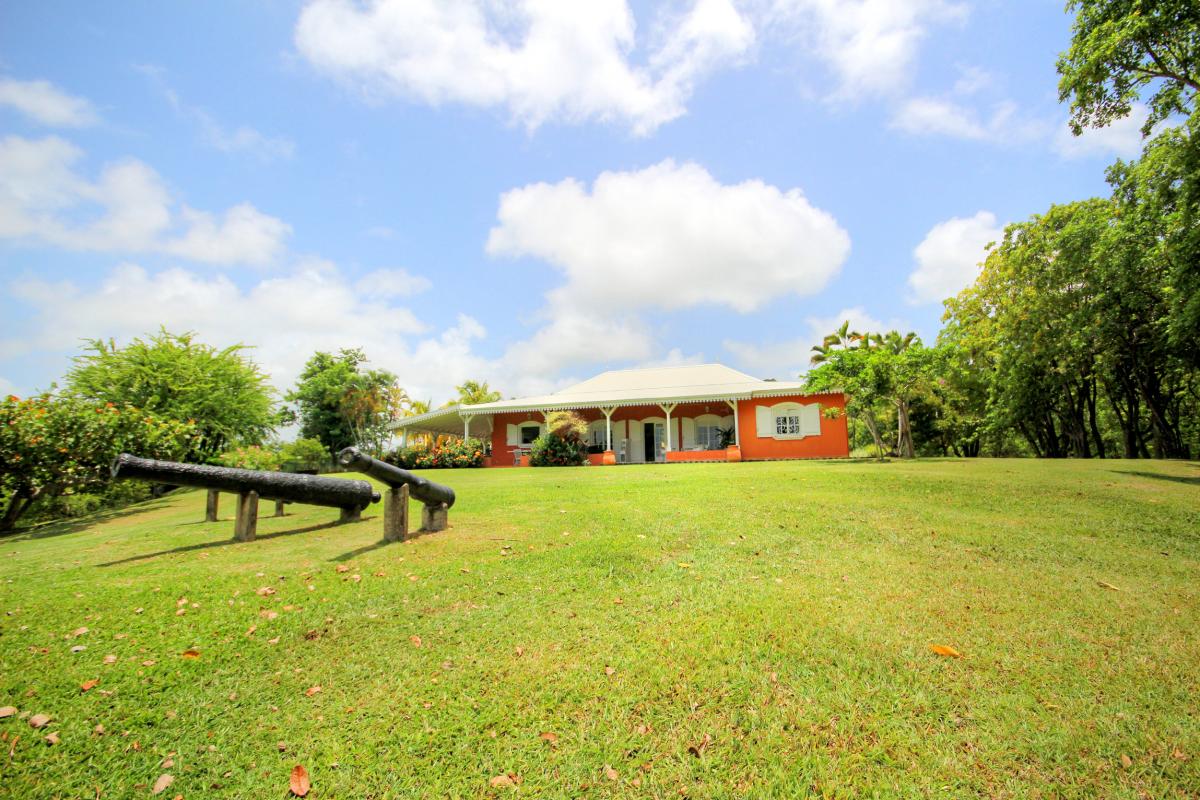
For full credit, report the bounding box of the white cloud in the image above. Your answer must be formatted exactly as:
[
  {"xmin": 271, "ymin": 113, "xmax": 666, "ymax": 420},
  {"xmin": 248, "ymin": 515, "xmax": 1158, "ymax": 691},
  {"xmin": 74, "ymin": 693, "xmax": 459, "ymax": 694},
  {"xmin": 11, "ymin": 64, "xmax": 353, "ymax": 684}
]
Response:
[
  {"xmin": 723, "ymin": 305, "xmax": 887, "ymax": 379},
  {"xmin": 1053, "ymin": 102, "xmax": 1152, "ymax": 160},
  {"xmin": 501, "ymin": 312, "xmax": 654, "ymax": 380},
  {"xmin": 486, "ymin": 159, "xmax": 850, "ymax": 314},
  {"xmin": 0, "ymin": 376, "xmax": 20, "ymax": 398},
  {"xmin": 0, "ymin": 262, "xmax": 493, "ymax": 404},
  {"xmin": 0, "ymin": 77, "xmax": 99, "ymax": 127},
  {"xmin": 0, "ymin": 135, "xmax": 290, "ymax": 265},
  {"xmin": 890, "ymin": 96, "xmax": 1048, "ymax": 143},
  {"xmin": 294, "ymin": 0, "xmax": 754, "ymax": 135},
  {"xmin": 354, "ymin": 268, "xmax": 433, "ymax": 298},
  {"xmin": 768, "ymin": 0, "xmax": 966, "ymax": 98},
  {"xmin": 908, "ymin": 210, "xmax": 1002, "ymax": 304}
]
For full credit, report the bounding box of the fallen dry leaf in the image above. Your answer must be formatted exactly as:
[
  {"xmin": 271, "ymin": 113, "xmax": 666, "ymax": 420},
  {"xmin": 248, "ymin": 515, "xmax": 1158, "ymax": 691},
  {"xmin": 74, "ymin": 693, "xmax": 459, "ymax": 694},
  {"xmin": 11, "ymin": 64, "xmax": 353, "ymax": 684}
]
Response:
[
  {"xmin": 677, "ymin": 563, "xmax": 692, "ymax": 569},
  {"xmin": 410, "ymin": 635, "xmax": 422, "ymax": 648},
  {"xmin": 604, "ymin": 765, "xmax": 619, "ymax": 781},
  {"xmin": 539, "ymin": 731, "xmax": 558, "ymax": 745},
  {"xmin": 93, "ymin": 724, "xmax": 104, "ymax": 736},
  {"xmin": 44, "ymin": 731, "xmax": 60, "ymax": 745},
  {"xmin": 256, "ymin": 587, "xmax": 276, "ymax": 596},
  {"xmin": 490, "ymin": 773, "xmax": 521, "ymax": 788},
  {"xmin": 613, "ymin": 597, "xmax": 624, "ymax": 605},
  {"xmin": 1097, "ymin": 580, "xmax": 1121, "ymax": 591},
  {"xmin": 1120, "ymin": 753, "xmax": 1133, "ymax": 768},
  {"xmin": 71, "ymin": 645, "xmax": 86, "ymax": 653},
  {"xmin": 28, "ymin": 714, "xmax": 50, "ymax": 729},
  {"xmin": 929, "ymin": 644, "xmax": 962, "ymax": 658},
  {"xmin": 142, "ymin": 660, "xmax": 156, "ymax": 667},
  {"xmin": 71, "ymin": 626, "xmax": 88, "ymax": 638},
  {"xmin": 304, "ymin": 685, "xmax": 322, "ymax": 697},
  {"xmin": 604, "ymin": 666, "xmax": 616, "ymax": 676},
  {"xmin": 0, "ymin": 706, "xmax": 15, "ymax": 718},
  {"xmin": 688, "ymin": 733, "xmax": 713, "ymax": 757},
  {"xmin": 80, "ymin": 679, "xmax": 99, "ymax": 692},
  {"xmin": 278, "ymin": 741, "xmax": 287, "ymax": 752},
  {"xmin": 335, "ymin": 565, "xmax": 349, "ymax": 573},
  {"xmin": 290, "ymin": 764, "xmax": 311, "ymax": 797},
  {"xmin": 152, "ymin": 773, "xmax": 174, "ymax": 794},
  {"xmin": 268, "ymin": 637, "xmax": 281, "ymax": 645},
  {"xmin": 103, "ymin": 654, "xmax": 117, "ymax": 664},
  {"xmin": 180, "ymin": 649, "xmax": 200, "ymax": 659}
]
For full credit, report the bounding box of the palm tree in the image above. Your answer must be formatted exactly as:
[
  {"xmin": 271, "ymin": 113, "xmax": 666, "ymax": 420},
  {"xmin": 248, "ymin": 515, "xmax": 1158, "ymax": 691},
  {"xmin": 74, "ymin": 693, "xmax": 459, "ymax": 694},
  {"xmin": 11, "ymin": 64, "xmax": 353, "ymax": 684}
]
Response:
[{"xmin": 810, "ymin": 320, "xmax": 862, "ymax": 364}]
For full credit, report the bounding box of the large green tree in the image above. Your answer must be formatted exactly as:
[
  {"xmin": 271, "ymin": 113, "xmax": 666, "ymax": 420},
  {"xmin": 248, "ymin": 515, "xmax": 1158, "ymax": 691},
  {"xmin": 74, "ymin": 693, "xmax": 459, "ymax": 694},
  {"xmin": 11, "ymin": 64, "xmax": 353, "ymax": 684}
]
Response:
[
  {"xmin": 1058, "ymin": 0, "xmax": 1200, "ymax": 135},
  {"xmin": 65, "ymin": 330, "xmax": 276, "ymax": 463},
  {"xmin": 287, "ymin": 349, "xmax": 405, "ymax": 457}
]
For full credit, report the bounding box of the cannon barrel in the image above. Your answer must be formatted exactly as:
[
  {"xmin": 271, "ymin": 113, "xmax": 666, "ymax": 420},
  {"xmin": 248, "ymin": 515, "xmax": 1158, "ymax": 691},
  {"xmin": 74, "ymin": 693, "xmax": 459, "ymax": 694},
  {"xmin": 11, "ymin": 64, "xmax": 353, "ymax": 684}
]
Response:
[
  {"xmin": 112, "ymin": 454, "xmax": 380, "ymax": 511},
  {"xmin": 337, "ymin": 447, "xmax": 456, "ymax": 509}
]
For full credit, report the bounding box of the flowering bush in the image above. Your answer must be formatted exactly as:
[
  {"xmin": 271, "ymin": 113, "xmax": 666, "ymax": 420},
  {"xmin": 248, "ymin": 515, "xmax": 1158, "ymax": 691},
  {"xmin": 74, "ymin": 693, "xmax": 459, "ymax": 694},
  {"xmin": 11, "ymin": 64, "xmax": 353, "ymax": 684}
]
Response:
[
  {"xmin": 529, "ymin": 411, "xmax": 589, "ymax": 467},
  {"xmin": 215, "ymin": 444, "xmax": 281, "ymax": 471},
  {"xmin": 384, "ymin": 437, "xmax": 485, "ymax": 469},
  {"xmin": 1, "ymin": 394, "xmax": 197, "ymax": 532}
]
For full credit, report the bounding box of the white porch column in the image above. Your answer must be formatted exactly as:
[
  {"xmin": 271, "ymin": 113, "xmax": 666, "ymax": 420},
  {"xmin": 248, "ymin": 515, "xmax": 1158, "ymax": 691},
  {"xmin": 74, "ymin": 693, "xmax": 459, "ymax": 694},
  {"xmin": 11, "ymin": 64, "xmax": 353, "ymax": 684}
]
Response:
[
  {"xmin": 400, "ymin": 429, "xmax": 409, "ymax": 448},
  {"xmin": 659, "ymin": 403, "xmax": 677, "ymax": 452},
  {"xmin": 462, "ymin": 415, "xmax": 473, "ymax": 440},
  {"xmin": 726, "ymin": 399, "xmax": 740, "ymax": 444},
  {"xmin": 601, "ymin": 407, "xmax": 615, "ymax": 451}
]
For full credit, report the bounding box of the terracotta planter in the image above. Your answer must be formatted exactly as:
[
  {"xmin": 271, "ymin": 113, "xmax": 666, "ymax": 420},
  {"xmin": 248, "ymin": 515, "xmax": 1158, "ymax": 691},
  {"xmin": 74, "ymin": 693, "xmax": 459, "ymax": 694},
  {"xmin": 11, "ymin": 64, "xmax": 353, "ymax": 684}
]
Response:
[
  {"xmin": 726, "ymin": 445, "xmax": 742, "ymax": 463},
  {"xmin": 601, "ymin": 450, "xmax": 617, "ymax": 465},
  {"xmin": 483, "ymin": 456, "xmax": 493, "ymax": 468}
]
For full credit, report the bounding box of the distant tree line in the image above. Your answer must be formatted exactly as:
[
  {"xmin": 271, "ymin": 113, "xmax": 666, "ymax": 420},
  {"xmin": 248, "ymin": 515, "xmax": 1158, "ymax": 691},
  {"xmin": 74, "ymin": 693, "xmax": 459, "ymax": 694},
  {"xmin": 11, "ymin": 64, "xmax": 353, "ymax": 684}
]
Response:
[{"xmin": 806, "ymin": 0, "xmax": 1200, "ymax": 459}]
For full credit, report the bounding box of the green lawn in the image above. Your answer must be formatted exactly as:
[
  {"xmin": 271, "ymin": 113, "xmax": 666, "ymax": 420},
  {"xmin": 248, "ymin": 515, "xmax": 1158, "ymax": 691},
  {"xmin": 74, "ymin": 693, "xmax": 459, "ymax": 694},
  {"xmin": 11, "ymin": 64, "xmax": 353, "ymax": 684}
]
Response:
[{"xmin": 1, "ymin": 459, "xmax": 1198, "ymax": 799}]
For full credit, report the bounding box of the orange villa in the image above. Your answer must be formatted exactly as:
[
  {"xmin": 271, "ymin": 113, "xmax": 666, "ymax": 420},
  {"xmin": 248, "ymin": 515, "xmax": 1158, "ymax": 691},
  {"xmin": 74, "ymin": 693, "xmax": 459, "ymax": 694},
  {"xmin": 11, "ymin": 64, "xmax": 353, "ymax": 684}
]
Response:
[{"xmin": 393, "ymin": 364, "xmax": 849, "ymax": 466}]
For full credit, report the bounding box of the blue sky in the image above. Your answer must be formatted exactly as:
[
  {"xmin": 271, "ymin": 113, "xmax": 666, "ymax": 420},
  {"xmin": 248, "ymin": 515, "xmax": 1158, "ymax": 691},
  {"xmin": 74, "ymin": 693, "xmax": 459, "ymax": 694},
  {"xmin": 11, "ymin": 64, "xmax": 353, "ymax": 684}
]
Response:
[{"xmin": 0, "ymin": 1, "xmax": 1146, "ymax": 405}]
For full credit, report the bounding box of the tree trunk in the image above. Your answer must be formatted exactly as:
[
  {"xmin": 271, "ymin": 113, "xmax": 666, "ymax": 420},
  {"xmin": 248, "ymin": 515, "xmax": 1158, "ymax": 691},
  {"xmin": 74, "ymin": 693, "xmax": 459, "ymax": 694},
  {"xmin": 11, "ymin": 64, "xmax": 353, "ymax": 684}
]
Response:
[
  {"xmin": 895, "ymin": 400, "xmax": 915, "ymax": 459},
  {"xmin": 861, "ymin": 409, "xmax": 885, "ymax": 460},
  {"xmin": 1086, "ymin": 377, "xmax": 1106, "ymax": 459},
  {"xmin": 0, "ymin": 489, "xmax": 38, "ymax": 534}
]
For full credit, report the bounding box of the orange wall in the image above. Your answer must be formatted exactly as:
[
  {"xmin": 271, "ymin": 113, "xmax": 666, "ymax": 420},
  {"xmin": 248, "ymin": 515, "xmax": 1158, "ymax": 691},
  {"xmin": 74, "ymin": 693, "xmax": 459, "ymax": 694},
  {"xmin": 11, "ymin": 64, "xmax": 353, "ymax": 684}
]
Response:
[{"xmin": 736, "ymin": 393, "xmax": 849, "ymax": 460}]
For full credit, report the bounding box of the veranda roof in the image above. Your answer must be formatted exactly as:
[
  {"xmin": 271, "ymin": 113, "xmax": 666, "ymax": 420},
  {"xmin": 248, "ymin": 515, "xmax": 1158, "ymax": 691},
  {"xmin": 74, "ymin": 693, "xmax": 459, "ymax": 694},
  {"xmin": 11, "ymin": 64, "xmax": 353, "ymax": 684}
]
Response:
[{"xmin": 394, "ymin": 363, "xmax": 837, "ymax": 437}]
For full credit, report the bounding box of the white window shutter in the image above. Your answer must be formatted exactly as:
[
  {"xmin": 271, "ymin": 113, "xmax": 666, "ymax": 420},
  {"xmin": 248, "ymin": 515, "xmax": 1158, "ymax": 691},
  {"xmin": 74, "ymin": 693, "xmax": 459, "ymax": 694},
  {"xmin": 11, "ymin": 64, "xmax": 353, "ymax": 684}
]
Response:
[
  {"xmin": 506, "ymin": 424, "xmax": 519, "ymax": 445},
  {"xmin": 802, "ymin": 404, "xmax": 821, "ymax": 436},
  {"xmin": 755, "ymin": 405, "xmax": 771, "ymax": 437}
]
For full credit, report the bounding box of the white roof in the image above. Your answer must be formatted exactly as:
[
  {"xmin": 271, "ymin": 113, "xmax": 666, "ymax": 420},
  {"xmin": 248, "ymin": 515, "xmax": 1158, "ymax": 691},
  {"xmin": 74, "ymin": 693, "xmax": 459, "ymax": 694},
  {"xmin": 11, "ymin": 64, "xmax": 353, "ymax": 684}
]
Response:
[{"xmin": 394, "ymin": 363, "xmax": 834, "ymax": 435}]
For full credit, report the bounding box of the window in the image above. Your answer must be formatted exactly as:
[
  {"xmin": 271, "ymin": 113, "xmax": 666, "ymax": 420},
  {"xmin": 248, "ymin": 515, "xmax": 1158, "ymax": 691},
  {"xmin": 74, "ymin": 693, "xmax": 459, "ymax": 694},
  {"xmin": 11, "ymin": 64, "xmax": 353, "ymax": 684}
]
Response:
[
  {"xmin": 775, "ymin": 414, "xmax": 801, "ymax": 435},
  {"xmin": 520, "ymin": 425, "xmax": 540, "ymax": 444},
  {"xmin": 696, "ymin": 424, "xmax": 722, "ymax": 449}
]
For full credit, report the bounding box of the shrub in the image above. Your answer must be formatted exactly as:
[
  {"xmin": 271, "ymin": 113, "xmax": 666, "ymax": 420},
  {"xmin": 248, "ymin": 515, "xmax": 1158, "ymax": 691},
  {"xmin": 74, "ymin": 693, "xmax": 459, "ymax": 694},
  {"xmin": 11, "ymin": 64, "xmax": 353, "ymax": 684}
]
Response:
[
  {"xmin": 529, "ymin": 411, "xmax": 589, "ymax": 467},
  {"xmin": 214, "ymin": 444, "xmax": 281, "ymax": 471},
  {"xmin": 279, "ymin": 438, "xmax": 328, "ymax": 473},
  {"xmin": 384, "ymin": 438, "xmax": 484, "ymax": 469}
]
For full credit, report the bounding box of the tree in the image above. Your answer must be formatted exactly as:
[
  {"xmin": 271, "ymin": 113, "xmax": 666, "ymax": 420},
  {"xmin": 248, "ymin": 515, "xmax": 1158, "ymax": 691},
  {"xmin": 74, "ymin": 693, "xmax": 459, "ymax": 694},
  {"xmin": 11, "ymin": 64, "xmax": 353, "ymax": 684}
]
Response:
[
  {"xmin": 454, "ymin": 380, "xmax": 502, "ymax": 406},
  {"xmin": 65, "ymin": 330, "xmax": 275, "ymax": 463},
  {"xmin": 529, "ymin": 411, "xmax": 589, "ymax": 467},
  {"xmin": 0, "ymin": 394, "xmax": 196, "ymax": 533},
  {"xmin": 287, "ymin": 349, "xmax": 404, "ymax": 457},
  {"xmin": 1058, "ymin": 0, "xmax": 1200, "ymax": 135},
  {"xmin": 806, "ymin": 346, "xmax": 889, "ymax": 460}
]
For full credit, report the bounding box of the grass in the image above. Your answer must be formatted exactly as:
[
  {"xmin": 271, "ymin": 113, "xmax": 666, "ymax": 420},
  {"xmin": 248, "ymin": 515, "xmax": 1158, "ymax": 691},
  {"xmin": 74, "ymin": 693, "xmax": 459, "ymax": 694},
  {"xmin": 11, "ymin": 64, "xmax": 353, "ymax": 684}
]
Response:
[{"xmin": 1, "ymin": 459, "xmax": 1198, "ymax": 799}]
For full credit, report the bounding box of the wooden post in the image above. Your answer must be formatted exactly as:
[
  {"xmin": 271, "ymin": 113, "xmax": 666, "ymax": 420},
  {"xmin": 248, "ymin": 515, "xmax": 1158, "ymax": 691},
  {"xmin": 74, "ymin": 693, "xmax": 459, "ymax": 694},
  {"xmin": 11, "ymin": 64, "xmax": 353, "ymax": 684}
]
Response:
[
  {"xmin": 205, "ymin": 489, "xmax": 219, "ymax": 522},
  {"xmin": 384, "ymin": 484, "xmax": 409, "ymax": 542},
  {"xmin": 420, "ymin": 502, "xmax": 448, "ymax": 533},
  {"xmin": 234, "ymin": 490, "xmax": 258, "ymax": 542},
  {"xmin": 274, "ymin": 499, "xmax": 286, "ymax": 517},
  {"xmin": 339, "ymin": 506, "xmax": 362, "ymax": 523}
]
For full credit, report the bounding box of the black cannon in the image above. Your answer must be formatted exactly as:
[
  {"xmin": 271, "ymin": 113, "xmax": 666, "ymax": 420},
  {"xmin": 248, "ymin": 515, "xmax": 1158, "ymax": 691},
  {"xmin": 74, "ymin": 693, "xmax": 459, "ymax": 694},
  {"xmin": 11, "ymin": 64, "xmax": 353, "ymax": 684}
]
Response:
[
  {"xmin": 337, "ymin": 447, "xmax": 455, "ymax": 538},
  {"xmin": 112, "ymin": 454, "xmax": 380, "ymax": 540}
]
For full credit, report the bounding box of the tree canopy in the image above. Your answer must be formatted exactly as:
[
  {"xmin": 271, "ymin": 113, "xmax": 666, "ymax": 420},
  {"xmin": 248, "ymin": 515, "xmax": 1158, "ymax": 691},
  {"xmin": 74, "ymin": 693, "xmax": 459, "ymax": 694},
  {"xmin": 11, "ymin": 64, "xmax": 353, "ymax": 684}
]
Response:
[
  {"xmin": 64, "ymin": 330, "xmax": 276, "ymax": 463},
  {"xmin": 287, "ymin": 349, "xmax": 405, "ymax": 457}
]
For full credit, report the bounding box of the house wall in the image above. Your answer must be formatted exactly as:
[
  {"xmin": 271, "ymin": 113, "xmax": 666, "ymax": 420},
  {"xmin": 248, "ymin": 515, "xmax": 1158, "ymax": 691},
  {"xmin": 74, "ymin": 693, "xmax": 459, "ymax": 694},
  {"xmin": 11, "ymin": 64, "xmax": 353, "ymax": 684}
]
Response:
[
  {"xmin": 487, "ymin": 394, "xmax": 848, "ymax": 466},
  {"xmin": 737, "ymin": 393, "xmax": 849, "ymax": 460}
]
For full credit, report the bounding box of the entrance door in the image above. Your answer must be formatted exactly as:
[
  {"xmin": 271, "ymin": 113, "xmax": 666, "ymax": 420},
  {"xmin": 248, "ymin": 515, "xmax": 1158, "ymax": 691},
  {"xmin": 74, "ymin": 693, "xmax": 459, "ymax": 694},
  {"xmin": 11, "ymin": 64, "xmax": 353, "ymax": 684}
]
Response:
[{"xmin": 643, "ymin": 422, "xmax": 664, "ymax": 462}]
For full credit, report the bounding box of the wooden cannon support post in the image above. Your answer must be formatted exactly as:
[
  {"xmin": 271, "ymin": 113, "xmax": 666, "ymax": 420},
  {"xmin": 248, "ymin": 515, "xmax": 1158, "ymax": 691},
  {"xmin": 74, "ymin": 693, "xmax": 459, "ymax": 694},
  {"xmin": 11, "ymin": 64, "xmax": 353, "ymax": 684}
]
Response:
[
  {"xmin": 384, "ymin": 484, "xmax": 409, "ymax": 542},
  {"xmin": 205, "ymin": 490, "xmax": 220, "ymax": 522},
  {"xmin": 234, "ymin": 491, "xmax": 259, "ymax": 542},
  {"xmin": 274, "ymin": 500, "xmax": 286, "ymax": 517}
]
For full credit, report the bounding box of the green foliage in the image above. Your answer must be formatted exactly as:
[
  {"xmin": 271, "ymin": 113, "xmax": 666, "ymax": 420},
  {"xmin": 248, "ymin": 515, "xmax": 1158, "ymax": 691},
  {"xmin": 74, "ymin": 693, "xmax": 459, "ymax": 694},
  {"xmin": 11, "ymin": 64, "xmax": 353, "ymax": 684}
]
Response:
[
  {"xmin": 1057, "ymin": 0, "xmax": 1200, "ymax": 135},
  {"xmin": 287, "ymin": 349, "xmax": 406, "ymax": 457},
  {"xmin": 384, "ymin": 438, "xmax": 485, "ymax": 469},
  {"xmin": 64, "ymin": 329, "xmax": 275, "ymax": 463},
  {"xmin": 454, "ymin": 380, "xmax": 502, "ymax": 406},
  {"xmin": 278, "ymin": 438, "xmax": 328, "ymax": 473},
  {"xmin": 529, "ymin": 412, "xmax": 589, "ymax": 466},
  {"xmin": 0, "ymin": 394, "xmax": 196, "ymax": 532},
  {"xmin": 214, "ymin": 445, "xmax": 281, "ymax": 471}
]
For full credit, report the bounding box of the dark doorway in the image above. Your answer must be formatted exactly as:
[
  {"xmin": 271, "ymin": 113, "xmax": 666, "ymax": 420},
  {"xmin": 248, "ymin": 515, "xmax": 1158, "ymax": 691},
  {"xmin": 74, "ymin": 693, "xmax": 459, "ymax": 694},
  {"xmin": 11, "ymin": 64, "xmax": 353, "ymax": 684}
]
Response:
[{"xmin": 644, "ymin": 422, "xmax": 656, "ymax": 462}]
